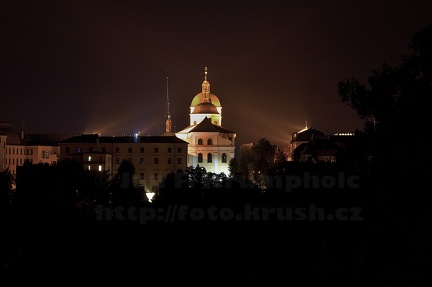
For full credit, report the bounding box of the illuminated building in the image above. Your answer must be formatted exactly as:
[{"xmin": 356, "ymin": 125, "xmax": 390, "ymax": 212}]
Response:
[
  {"xmin": 0, "ymin": 122, "xmax": 71, "ymax": 177},
  {"xmin": 59, "ymin": 134, "xmax": 188, "ymax": 193},
  {"xmin": 176, "ymin": 67, "xmax": 236, "ymax": 175}
]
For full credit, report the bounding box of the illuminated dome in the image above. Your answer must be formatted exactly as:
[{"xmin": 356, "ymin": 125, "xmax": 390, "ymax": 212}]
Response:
[
  {"xmin": 191, "ymin": 93, "xmax": 221, "ymax": 107},
  {"xmin": 192, "ymin": 102, "xmax": 219, "ymax": 114}
]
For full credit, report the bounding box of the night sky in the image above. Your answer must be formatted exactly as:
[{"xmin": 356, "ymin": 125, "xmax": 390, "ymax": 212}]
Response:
[{"xmin": 2, "ymin": 0, "xmax": 432, "ymax": 148}]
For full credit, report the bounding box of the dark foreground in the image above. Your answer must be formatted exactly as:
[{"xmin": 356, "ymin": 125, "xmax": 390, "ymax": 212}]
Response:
[{"xmin": 2, "ymin": 187, "xmax": 430, "ymax": 287}]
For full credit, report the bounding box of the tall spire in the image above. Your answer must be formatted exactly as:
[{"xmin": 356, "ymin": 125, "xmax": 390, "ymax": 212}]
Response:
[
  {"xmin": 202, "ymin": 66, "xmax": 211, "ymax": 103},
  {"xmin": 164, "ymin": 71, "xmax": 173, "ymax": 135},
  {"xmin": 166, "ymin": 72, "xmax": 170, "ymax": 117}
]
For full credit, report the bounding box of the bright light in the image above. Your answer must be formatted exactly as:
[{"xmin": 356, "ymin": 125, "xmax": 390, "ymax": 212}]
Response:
[{"xmin": 146, "ymin": 192, "xmax": 155, "ymax": 202}]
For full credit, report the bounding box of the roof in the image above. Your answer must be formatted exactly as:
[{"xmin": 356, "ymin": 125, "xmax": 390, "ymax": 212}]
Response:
[
  {"xmin": 0, "ymin": 122, "xmax": 22, "ymax": 145},
  {"xmin": 61, "ymin": 134, "xmax": 189, "ymax": 144},
  {"xmin": 291, "ymin": 128, "xmax": 326, "ymax": 142},
  {"xmin": 23, "ymin": 134, "xmax": 77, "ymax": 146},
  {"xmin": 191, "ymin": 93, "xmax": 221, "ymax": 107},
  {"xmin": 192, "ymin": 102, "xmax": 219, "ymax": 114},
  {"xmin": 189, "ymin": 117, "xmax": 235, "ymax": 133}
]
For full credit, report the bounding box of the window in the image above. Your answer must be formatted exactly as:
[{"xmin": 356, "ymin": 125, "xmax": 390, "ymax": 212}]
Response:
[
  {"xmin": 20, "ymin": 149, "xmax": 22, "ymax": 155},
  {"xmin": 198, "ymin": 138, "xmax": 203, "ymax": 145},
  {"xmin": 198, "ymin": 153, "xmax": 203, "ymax": 163},
  {"xmin": 154, "ymin": 158, "xmax": 158, "ymax": 164},
  {"xmin": 154, "ymin": 147, "xmax": 159, "ymax": 153},
  {"xmin": 127, "ymin": 157, "xmax": 132, "ymax": 162},
  {"xmin": 207, "ymin": 153, "xmax": 212, "ymax": 163},
  {"xmin": 154, "ymin": 173, "xmax": 158, "ymax": 180},
  {"xmin": 65, "ymin": 147, "xmax": 70, "ymax": 153},
  {"xmin": 167, "ymin": 158, "xmax": 172, "ymax": 164},
  {"xmin": 207, "ymin": 139, "xmax": 213, "ymax": 145},
  {"xmin": 177, "ymin": 158, "xmax": 182, "ymax": 164},
  {"xmin": 168, "ymin": 147, "xmax": 172, "ymax": 153},
  {"xmin": 88, "ymin": 165, "xmax": 91, "ymax": 171},
  {"xmin": 222, "ymin": 153, "xmax": 227, "ymax": 163},
  {"xmin": 101, "ymin": 147, "xmax": 106, "ymax": 153},
  {"xmin": 76, "ymin": 147, "xmax": 81, "ymax": 153},
  {"xmin": 42, "ymin": 150, "xmax": 49, "ymax": 158},
  {"xmin": 177, "ymin": 147, "xmax": 182, "ymax": 153},
  {"xmin": 115, "ymin": 147, "xmax": 120, "ymax": 153},
  {"xmin": 140, "ymin": 147, "xmax": 144, "ymax": 153},
  {"xmin": 140, "ymin": 173, "xmax": 144, "ymax": 180},
  {"xmin": 128, "ymin": 147, "xmax": 132, "ymax": 153},
  {"xmin": 88, "ymin": 156, "xmax": 92, "ymax": 162},
  {"xmin": 140, "ymin": 157, "xmax": 144, "ymax": 164},
  {"xmin": 98, "ymin": 165, "xmax": 102, "ymax": 171},
  {"xmin": 114, "ymin": 158, "xmax": 120, "ymax": 164}
]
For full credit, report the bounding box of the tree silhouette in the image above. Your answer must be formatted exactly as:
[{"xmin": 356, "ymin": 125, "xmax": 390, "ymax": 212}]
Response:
[{"xmin": 337, "ymin": 23, "xmax": 432, "ymax": 286}]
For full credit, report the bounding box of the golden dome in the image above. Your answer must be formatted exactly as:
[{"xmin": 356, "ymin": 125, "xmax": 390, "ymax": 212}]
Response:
[
  {"xmin": 191, "ymin": 93, "xmax": 221, "ymax": 107},
  {"xmin": 192, "ymin": 102, "xmax": 220, "ymax": 114}
]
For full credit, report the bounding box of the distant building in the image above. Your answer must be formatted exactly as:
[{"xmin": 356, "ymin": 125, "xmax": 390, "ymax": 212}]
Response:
[
  {"xmin": 284, "ymin": 124, "xmax": 356, "ymax": 163},
  {"xmin": 176, "ymin": 67, "xmax": 236, "ymax": 175},
  {"xmin": 59, "ymin": 134, "xmax": 188, "ymax": 193},
  {"xmin": 0, "ymin": 122, "xmax": 73, "ymax": 177}
]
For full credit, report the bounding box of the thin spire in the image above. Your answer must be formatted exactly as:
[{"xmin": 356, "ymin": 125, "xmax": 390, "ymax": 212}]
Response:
[
  {"xmin": 163, "ymin": 71, "xmax": 173, "ymax": 135},
  {"xmin": 204, "ymin": 66, "xmax": 208, "ymax": 81},
  {"xmin": 166, "ymin": 72, "xmax": 170, "ymax": 117}
]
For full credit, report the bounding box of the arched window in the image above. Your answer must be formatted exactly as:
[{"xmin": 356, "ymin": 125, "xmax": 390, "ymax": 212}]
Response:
[
  {"xmin": 222, "ymin": 153, "xmax": 227, "ymax": 163},
  {"xmin": 198, "ymin": 138, "xmax": 203, "ymax": 145},
  {"xmin": 207, "ymin": 153, "xmax": 212, "ymax": 163},
  {"xmin": 207, "ymin": 138, "xmax": 213, "ymax": 145},
  {"xmin": 198, "ymin": 153, "xmax": 203, "ymax": 163}
]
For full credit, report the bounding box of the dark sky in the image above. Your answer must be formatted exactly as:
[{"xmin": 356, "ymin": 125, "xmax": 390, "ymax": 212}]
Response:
[{"xmin": 2, "ymin": 0, "xmax": 432, "ymax": 148}]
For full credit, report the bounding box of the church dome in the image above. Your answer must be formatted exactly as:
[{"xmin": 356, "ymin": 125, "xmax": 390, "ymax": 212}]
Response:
[
  {"xmin": 192, "ymin": 102, "xmax": 219, "ymax": 114},
  {"xmin": 191, "ymin": 93, "xmax": 221, "ymax": 107}
]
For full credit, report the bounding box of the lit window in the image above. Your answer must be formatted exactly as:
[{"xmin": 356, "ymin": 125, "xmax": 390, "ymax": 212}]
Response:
[
  {"xmin": 222, "ymin": 153, "xmax": 227, "ymax": 163},
  {"xmin": 88, "ymin": 156, "xmax": 92, "ymax": 162},
  {"xmin": 88, "ymin": 165, "xmax": 91, "ymax": 171},
  {"xmin": 98, "ymin": 165, "xmax": 102, "ymax": 171}
]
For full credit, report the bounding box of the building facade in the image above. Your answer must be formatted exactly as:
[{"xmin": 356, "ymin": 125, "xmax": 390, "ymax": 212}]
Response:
[
  {"xmin": 0, "ymin": 122, "xmax": 70, "ymax": 176},
  {"xmin": 59, "ymin": 134, "xmax": 188, "ymax": 193},
  {"xmin": 176, "ymin": 67, "xmax": 236, "ymax": 175}
]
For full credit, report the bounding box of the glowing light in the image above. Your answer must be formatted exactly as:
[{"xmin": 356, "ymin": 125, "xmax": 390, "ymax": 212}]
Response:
[{"xmin": 146, "ymin": 192, "xmax": 155, "ymax": 202}]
